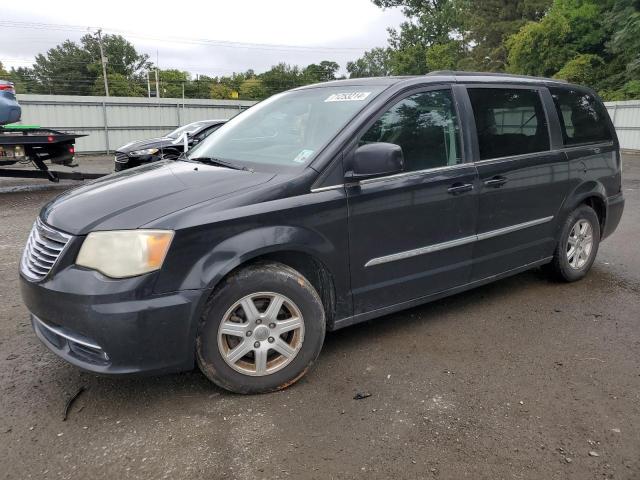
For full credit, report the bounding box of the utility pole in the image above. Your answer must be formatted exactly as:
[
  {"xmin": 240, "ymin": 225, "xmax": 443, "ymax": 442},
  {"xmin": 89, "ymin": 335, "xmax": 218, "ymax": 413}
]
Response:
[
  {"xmin": 155, "ymin": 69, "xmax": 160, "ymax": 99},
  {"xmin": 146, "ymin": 71, "xmax": 151, "ymax": 98},
  {"xmin": 155, "ymin": 50, "xmax": 161, "ymax": 99},
  {"xmin": 182, "ymin": 82, "xmax": 186, "ymax": 118},
  {"xmin": 96, "ymin": 29, "xmax": 109, "ymax": 97}
]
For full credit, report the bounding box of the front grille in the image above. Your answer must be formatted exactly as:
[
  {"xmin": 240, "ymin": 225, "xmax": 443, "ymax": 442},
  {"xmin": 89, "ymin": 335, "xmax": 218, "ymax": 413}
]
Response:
[
  {"xmin": 21, "ymin": 218, "xmax": 72, "ymax": 281},
  {"xmin": 114, "ymin": 151, "xmax": 129, "ymax": 163}
]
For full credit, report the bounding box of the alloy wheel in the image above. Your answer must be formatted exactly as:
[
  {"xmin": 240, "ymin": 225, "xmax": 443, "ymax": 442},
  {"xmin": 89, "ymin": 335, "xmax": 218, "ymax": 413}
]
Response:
[
  {"xmin": 217, "ymin": 292, "xmax": 305, "ymax": 376},
  {"xmin": 566, "ymin": 219, "xmax": 594, "ymax": 269}
]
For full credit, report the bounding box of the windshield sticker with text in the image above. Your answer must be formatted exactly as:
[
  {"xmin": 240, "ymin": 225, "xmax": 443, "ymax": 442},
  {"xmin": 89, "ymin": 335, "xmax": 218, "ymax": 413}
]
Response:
[
  {"xmin": 293, "ymin": 149, "xmax": 315, "ymax": 164},
  {"xmin": 324, "ymin": 92, "xmax": 371, "ymax": 102}
]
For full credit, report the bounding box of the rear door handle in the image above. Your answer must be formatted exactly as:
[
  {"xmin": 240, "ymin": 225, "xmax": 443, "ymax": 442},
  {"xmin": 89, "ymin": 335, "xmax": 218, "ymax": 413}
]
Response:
[
  {"xmin": 484, "ymin": 176, "xmax": 507, "ymax": 188},
  {"xmin": 447, "ymin": 183, "xmax": 474, "ymax": 195}
]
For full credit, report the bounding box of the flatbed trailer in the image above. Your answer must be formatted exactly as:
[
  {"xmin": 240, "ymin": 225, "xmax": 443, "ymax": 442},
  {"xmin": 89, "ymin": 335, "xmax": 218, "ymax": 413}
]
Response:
[{"xmin": 0, "ymin": 125, "xmax": 104, "ymax": 182}]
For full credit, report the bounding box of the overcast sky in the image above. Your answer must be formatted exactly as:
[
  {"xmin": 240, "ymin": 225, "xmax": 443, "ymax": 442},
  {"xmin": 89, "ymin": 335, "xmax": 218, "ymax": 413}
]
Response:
[{"xmin": 0, "ymin": 0, "xmax": 405, "ymax": 77}]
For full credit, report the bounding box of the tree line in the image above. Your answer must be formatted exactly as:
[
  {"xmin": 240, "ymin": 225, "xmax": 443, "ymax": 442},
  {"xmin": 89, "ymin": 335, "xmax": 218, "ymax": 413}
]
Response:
[
  {"xmin": 347, "ymin": 0, "xmax": 639, "ymax": 100},
  {"xmin": 1, "ymin": 0, "xmax": 639, "ymax": 101},
  {"xmin": 0, "ymin": 31, "xmax": 341, "ymax": 100}
]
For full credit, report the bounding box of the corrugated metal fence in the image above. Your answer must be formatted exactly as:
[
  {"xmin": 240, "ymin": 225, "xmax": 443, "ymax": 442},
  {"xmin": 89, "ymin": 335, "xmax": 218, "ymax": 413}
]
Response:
[
  {"xmin": 605, "ymin": 100, "xmax": 640, "ymax": 152},
  {"xmin": 15, "ymin": 94, "xmax": 257, "ymax": 153},
  {"xmin": 12, "ymin": 94, "xmax": 640, "ymax": 153}
]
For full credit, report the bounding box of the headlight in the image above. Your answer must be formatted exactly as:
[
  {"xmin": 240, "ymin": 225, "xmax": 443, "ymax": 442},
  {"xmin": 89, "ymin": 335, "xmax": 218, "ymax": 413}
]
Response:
[
  {"xmin": 76, "ymin": 230, "xmax": 174, "ymax": 278},
  {"xmin": 130, "ymin": 148, "xmax": 159, "ymax": 156}
]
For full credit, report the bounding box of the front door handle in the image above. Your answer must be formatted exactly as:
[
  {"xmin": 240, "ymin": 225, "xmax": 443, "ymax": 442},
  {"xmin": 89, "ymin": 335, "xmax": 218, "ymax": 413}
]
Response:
[
  {"xmin": 484, "ymin": 176, "xmax": 507, "ymax": 188},
  {"xmin": 447, "ymin": 183, "xmax": 474, "ymax": 195}
]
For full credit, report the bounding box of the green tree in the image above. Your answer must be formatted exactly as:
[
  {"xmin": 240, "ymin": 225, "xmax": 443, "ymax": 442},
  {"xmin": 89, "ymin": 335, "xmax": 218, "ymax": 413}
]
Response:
[
  {"xmin": 158, "ymin": 69, "xmax": 190, "ymax": 98},
  {"xmin": 26, "ymin": 33, "xmax": 150, "ymax": 96},
  {"xmin": 553, "ymin": 53, "xmax": 605, "ymax": 85},
  {"xmin": 599, "ymin": 0, "xmax": 640, "ymax": 99},
  {"xmin": 94, "ymin": 72, "xmax": 146, "ymax": 97},
  {"xmin": 260, "ymin": 63, "xmax": 303, "ymax": 96},
  {"xmin": 303, "ymin": 60, "xmax": 340, "ymax": 83},
  {"xmin": 7, "ymin": 67, "xmax": 41, "ymax": 94},
  {"xmin": 425, "ymin": 40, "xmax": 465, "ymax": 70},
  {"xmin": 350, "ymin": 0, "xmax": 468, "ymax": 75},
  {"xmin": 347, "ymin": 48, "xmax": 393, "ymax": 77},
  {"xmin": 378, "ymin": 0, "xmax": 467, "ymax": 74},
  {"xmin": 81, "ymin": 33, "xmax": 150, "ymax": 77},
  {"xmin": 32, "ymin": 40, "xmax": 94, "ymax": 95},
  {"xmin": 506, "ymin": 0, "xmax": 609, "ymax": 77},
  {"xmin": 465, "ymin": 0, "xmax": 552, "ymax": 70},
  {"xmin": 606, "ymin": 0, "xmax": 640, "ymax": 73},
  {"xmin": 210, "ymin": 82, "xmax": 234, "ymax": 100},
  {"xmin": 239, "ymin": 78, "xmax": 267, "ymax": 99}
]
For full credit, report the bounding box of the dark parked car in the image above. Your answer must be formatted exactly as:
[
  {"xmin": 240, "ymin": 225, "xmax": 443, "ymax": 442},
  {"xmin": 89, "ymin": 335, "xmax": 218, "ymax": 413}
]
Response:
[
  {"xmin": 21, "ymin": 72, "xmax": 624, "ymax": 394},
  {"xmin": 114, "ymin": 119, "xmax": 226, "ymax": 171},
  {"xmin": 0, "ymin": 80, "xmax": 21, "ymax": 125}
]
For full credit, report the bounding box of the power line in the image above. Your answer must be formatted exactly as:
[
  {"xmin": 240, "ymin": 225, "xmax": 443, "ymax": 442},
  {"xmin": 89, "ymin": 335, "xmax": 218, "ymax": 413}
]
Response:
[
  {"xmin": 1, "ymin": 56, "xmax": 278, "ymax": 74},
  {"xmin": 0, "ymin": 20, "xmax": 369, "ymax": 52}
]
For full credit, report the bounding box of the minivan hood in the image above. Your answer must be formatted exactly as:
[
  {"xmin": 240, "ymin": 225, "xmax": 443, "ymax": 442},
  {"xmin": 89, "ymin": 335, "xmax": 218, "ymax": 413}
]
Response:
[{"xmin": 41, "ymin": 160, "xmax": 275, "ymax": 235}]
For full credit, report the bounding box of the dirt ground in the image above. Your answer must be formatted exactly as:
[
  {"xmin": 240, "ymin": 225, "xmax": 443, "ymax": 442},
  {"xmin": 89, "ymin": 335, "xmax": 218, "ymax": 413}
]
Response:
[{"xmin": 0, "ymin": 155, "xmax": 639, "ymax": 480}]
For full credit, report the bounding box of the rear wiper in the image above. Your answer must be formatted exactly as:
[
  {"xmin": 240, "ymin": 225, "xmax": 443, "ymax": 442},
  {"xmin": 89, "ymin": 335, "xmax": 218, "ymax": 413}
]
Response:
[{"xmin": 187, "ymin": 156, "xmax": 251, "ymax": 171}]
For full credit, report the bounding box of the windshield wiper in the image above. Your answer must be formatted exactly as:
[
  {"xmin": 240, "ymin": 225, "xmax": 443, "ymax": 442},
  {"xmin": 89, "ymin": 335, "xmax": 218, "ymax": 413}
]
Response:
[{"xmin": 187, "ymin": 156, "xmax": 251, "ymax": 171}]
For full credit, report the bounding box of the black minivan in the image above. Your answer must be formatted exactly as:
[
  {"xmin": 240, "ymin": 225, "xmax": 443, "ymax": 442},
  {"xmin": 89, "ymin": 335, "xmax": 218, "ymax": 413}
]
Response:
[{"xmin": 20, "ymin": 72, "xmax": 624, "ymax": 394}]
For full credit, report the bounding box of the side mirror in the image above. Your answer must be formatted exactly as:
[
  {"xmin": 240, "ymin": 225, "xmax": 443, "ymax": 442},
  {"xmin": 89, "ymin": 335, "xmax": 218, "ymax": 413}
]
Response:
[{"xmin": 346, "ymin": 142, "xmax": 404, "ymax": 181}]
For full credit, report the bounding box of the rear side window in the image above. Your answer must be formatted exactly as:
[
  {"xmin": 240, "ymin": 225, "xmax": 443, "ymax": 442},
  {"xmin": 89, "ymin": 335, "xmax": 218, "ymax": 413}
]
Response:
[
  {"xmin": 359, "ymin": 89, "xmax": 462, "ymax": 172},
  {"xmin": 467, "ymin": 88, "xmax": 550, "ymax": 160},
  {"xmin": 549, "ymin": 87, "xmax": 612, "ymax": 146}
]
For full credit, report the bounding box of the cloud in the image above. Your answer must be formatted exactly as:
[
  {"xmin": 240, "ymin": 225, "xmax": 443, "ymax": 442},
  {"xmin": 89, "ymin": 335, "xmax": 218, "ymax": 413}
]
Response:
[{"xmin": 0, "ymin": 0, "xmax": 404, "ymax": 75}]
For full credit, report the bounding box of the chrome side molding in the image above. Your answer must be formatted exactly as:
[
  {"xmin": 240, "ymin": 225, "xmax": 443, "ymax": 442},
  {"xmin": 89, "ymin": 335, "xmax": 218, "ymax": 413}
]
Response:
[{"xmin": 365, "ymin": 216, "xmax": 553, "ymax": 267}]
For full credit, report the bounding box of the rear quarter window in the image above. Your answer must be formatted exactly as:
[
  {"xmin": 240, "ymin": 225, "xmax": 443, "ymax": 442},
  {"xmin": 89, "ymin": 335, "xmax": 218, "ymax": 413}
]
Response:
[
  {"xmin": 549, "ymin": 87, "xmax": 613, "ymax": 146},
  {"xmin": 467, "ymin": 87, "xmax": 550, "ymax": 160}
]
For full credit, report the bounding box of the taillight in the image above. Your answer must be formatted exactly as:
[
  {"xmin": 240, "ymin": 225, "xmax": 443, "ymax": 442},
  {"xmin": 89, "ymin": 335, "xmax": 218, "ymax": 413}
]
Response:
[
  {"xmin": 0, "ymin": 83, "xmax": 16, "ymax": 95},
  {"xmin": 68, "ymin": 146, "xmax": 75, "ymax": 154}
]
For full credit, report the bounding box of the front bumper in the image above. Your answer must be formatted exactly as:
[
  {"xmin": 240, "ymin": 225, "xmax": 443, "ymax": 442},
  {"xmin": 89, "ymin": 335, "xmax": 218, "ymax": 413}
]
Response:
[{"xmin": 21, "ymin": 269, "xmax": 207, "ymax": 375}]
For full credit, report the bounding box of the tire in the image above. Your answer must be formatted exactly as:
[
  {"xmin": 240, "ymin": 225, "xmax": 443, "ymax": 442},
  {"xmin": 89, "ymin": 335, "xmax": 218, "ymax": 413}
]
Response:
[
  {"xmin": 547, "ymin": 205, "xmax": 600, "ymax": 282},
  {"xmin": 196, "ymin": 262, "xmax": 326, "ymax": 394}
]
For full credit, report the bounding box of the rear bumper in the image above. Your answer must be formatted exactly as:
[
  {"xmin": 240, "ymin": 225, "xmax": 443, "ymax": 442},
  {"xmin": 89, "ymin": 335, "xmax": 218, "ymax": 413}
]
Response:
[
  {"xmin": 21, "ymin": 270, "xmax": 207, "ymax": 375},
  {"xmin": 603, "ymin": 192, "xmax": 625, "ymax": 240}
]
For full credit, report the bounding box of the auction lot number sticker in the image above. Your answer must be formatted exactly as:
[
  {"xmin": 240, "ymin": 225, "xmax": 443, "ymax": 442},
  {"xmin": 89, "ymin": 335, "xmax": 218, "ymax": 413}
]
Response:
[{"xmin": 325, "ymin": 92, "xmax": 371, "ymax": 102}]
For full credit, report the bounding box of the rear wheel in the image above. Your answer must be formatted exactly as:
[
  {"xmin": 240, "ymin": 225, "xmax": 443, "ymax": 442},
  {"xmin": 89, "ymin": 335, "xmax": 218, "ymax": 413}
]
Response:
[
  {"xmin": 547, "ymin": 205, "xmax": 600, "ymax": 282},
  {"xmin": 196, "ymin": 262, "xmax": 325, "ymax": 394}
]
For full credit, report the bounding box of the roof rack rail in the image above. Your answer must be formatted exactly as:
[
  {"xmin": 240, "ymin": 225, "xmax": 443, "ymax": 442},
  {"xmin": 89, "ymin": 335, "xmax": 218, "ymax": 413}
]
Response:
[{"xmin": 426, "ymin": 71, "xmax": 568, "ymax": 83}]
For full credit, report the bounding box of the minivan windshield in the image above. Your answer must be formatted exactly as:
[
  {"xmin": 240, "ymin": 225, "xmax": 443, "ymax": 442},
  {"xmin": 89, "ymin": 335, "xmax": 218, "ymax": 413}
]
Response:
[{"xmin": 186, "ymin": 86, "xmax": 385, "ymax": 172}]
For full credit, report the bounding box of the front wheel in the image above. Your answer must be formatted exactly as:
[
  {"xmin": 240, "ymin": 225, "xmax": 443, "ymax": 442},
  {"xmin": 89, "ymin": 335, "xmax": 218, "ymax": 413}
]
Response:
[
  {"xmin": 547, "ymin": 205, "xmax": 600, "ymax": 282},
  {"xmin": 196, "ymin": 262, "xmax": 326, "ymax": 394}
]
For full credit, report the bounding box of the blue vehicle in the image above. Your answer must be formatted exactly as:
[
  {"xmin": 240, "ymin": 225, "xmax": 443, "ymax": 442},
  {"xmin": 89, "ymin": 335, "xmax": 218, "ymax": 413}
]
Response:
[
  {"xmin": 0, "ymin": 80, "xmax": 21, "ymax": 125},
  {"xmin": 1, "ymin": 79, "xmax": 90, "ymax": 182}
]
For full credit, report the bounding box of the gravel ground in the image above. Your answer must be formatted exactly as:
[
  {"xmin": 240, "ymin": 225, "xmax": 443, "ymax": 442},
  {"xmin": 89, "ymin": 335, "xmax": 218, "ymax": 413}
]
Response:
[{"xmin": 0, "ymin": 155, "xmax": 639, "ymax": 480}]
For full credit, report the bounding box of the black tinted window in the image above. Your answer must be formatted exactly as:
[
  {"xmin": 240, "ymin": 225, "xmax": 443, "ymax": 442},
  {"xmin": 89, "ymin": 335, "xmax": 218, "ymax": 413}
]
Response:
[
  {"xmin": 549, "ymin": 87, "xmax": 612, "ymax": 146},
  {"xmin": 360, "ymin": 90, "xmax": 462, "ymax": 172},
  {"xmin": 467, "ymin": 88, "xmax": 550, "ymax": 160},
  {"xmin": 194, "ymin": 124, "xmax": 222, "ymax": 142}
]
